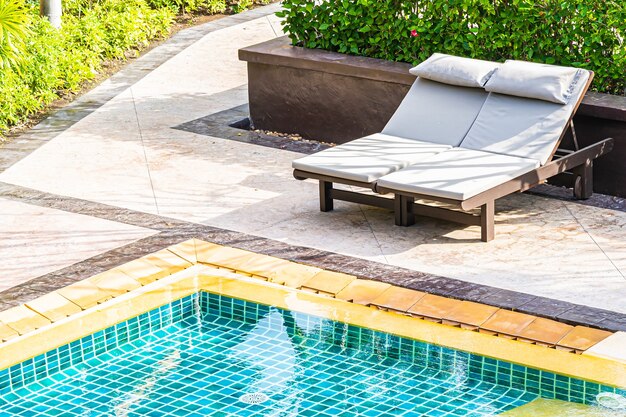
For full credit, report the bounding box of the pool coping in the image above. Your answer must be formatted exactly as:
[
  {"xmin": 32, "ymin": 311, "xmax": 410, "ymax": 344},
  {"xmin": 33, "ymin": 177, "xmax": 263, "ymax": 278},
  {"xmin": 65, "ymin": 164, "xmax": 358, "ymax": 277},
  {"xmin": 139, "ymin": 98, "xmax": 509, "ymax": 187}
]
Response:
[
  {"xmin": 2, "ymin": 184, "xmax": 626, "ymax": 334},
  {"xmin": 0, "ymin": 239, "xmax": 624, "ymax": 388},
  {"xmin": 2, "ymin": 0, "xmax": 625, "ymax": 334}
]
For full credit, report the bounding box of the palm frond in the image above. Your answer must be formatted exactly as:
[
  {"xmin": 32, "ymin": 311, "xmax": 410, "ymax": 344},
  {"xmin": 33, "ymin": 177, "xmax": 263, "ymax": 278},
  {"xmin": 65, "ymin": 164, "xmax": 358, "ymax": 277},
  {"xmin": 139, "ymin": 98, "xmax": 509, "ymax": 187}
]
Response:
[{"xmin": 0, "ymin": 0, "xmax": 31, "ymax": 69}]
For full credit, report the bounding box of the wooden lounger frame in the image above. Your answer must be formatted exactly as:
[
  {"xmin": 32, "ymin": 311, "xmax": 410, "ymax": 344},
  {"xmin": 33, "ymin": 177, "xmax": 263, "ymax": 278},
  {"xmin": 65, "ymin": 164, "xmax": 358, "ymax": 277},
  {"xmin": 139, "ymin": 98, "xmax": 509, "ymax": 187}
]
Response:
[{"xmin": 293, "ymin": 73, "xmax": 614, "ymax": 242}]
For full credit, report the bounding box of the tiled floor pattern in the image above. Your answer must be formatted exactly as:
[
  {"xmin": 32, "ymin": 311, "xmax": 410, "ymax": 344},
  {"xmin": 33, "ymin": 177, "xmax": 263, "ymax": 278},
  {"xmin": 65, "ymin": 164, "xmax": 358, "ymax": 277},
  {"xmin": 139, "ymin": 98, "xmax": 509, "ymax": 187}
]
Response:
[
  {"xmin": 1, "ymin": 187, "xmax": 625, "ymax": 335},
  {"xmin": 0, "ymin": 197, "xmax": 156, "ymax": 291},
  {"xmin": 0, "ymin": 239, "xmax": 616, "ymax": 359},
  {"xmin": 0, "ymin": 2, "xmax": 625, "ymax": 347},
  {"xmin": 3, "ymin": 292, "xmax": 623, "ymax": 417}
]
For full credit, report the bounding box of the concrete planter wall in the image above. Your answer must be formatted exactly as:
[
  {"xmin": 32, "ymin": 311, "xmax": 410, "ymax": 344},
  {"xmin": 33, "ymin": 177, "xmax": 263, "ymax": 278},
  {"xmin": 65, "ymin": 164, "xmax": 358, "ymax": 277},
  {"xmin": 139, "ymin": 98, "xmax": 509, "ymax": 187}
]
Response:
[{"xmin": 239, "ymin": 36, "xmax": 626, "ymax": 198}]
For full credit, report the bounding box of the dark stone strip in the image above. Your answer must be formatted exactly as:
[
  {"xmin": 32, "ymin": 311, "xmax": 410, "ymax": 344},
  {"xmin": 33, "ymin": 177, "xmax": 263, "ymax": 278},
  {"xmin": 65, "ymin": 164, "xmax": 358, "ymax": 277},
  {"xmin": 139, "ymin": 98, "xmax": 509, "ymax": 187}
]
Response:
[
  {"xmin": 479, "ymin": 290, "xmax": 539, "ymax": 311},
  {"xmin": 0, "ymin": 181, "xmax": 625, "ymax": 332},
  {"xmin": 0, "ymin": 182, "xmax": 190, "ymax": 231},
  {"xmin": 173, "ymin": 104, "xmax": 332, "ymax": 154}
]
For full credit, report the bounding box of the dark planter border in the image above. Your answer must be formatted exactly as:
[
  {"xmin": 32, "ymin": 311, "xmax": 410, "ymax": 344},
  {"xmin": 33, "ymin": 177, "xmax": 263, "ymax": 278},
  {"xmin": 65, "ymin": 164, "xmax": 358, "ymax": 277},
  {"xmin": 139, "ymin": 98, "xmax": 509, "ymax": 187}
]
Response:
[{"xmin": 240, "ymin": 36, "xmax": 626, "ymax": 198}]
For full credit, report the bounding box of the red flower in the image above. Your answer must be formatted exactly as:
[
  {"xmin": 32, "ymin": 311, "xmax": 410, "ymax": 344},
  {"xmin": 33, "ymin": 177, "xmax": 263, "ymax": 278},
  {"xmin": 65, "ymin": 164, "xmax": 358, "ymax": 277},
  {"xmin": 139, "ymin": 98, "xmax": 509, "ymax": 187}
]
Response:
[{"xmin": 411, "ymin": 29, "xmax": 419, "ymax": 37}]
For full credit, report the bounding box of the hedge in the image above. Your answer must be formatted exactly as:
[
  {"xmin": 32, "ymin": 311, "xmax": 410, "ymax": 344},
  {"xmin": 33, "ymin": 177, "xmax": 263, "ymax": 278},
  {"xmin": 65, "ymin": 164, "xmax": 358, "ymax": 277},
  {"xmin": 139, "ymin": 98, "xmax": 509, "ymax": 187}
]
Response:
[
  {"xmin": 0, "ymin": 0, "xmax": 271, "ymax": 135},
  {"xmin": 278, "ymin": 0, "xmax": 625, "ymax": 95}
]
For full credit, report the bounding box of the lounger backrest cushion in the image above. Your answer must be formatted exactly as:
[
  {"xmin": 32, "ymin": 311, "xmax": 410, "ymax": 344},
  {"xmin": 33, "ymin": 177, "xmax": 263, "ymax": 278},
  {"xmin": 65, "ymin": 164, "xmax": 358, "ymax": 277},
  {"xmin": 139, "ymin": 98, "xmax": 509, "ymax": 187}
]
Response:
[
  {"xmin": 382, "ymin": 77, "xmax": 489, "ymax": 147},
  {"xmin": 409, "ymin": 53, "xmax": 500, "ymax": 88},
  {"xmin": 484, "ymin": 60, "xmax": 583, "ymax": 104},
  {"xmin": 459, "ymin": 65, "xmax": 591, "ymax": 165}
]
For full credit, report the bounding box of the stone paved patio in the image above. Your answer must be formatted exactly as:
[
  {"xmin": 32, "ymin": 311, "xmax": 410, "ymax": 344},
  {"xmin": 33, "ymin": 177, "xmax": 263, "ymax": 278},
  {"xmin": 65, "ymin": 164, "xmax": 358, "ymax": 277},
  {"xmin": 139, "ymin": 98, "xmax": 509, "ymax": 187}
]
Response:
[{"xmin": 0, "ymin": 4, "xmax": 625, "ymax": 325}]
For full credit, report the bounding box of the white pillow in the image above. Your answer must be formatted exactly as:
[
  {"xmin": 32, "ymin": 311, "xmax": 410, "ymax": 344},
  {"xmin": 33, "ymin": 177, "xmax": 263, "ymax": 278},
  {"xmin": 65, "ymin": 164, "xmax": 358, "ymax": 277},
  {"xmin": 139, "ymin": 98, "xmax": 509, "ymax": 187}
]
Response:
[
  {"xmin": 484, "ymin": 60, "xmax": 583, "ymax": 104},
  {"xmin": 409, "ymin": 53, "xmax": 500, "ymax": 88}
]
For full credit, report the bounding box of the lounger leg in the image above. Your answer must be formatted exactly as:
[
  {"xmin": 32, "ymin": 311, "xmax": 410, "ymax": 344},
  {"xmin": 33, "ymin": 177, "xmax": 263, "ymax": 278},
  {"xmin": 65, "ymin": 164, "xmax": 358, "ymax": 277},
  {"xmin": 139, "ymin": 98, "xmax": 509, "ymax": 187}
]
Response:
[
  {"xmin": 319, "ymin": 181, "xmax": 334, "ymax": 212},
  {"xmin": 403, "ymin": 196, "xmax": 415, "ymax": 226},
  {"xmin": 573, "ymin": 160, "xmax": 593, "ymax": 200},
  {"xmin": 394, "ymin": 195, "xmax": 415, "ymax": 226},
  {"xmin": 394, "ymin": 195, "xmax": 403, "ymax": 226},
  {"xmin": 480, "ymin": 201, "xmax": 495, "ymax": 242}
]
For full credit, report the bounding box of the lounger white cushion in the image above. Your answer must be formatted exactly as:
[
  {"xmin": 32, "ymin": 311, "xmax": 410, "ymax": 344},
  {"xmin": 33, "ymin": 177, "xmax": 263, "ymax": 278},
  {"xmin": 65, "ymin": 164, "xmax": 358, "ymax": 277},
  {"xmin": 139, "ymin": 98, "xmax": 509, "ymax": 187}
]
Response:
[
  {"xmin": 376, "ymin": 148, "xmax": 539, "ymax": 200},
  {"xmin": 460, "ymin": 69, "xmax": 591, "ymax": 165},
  {"xmin": 409, "ymin": 53, "xmax": 500, "ymax": 88},
  {"xmin": 292, "ymin": 133, "xmax": 451, "ymax": 183},
  {"xmin": 382, "ymin": 78, "xmax": 489, "ymax": 147},
  {"xmin": 484, "ymin": 60, "xmax": 583, "ymax": 104}
]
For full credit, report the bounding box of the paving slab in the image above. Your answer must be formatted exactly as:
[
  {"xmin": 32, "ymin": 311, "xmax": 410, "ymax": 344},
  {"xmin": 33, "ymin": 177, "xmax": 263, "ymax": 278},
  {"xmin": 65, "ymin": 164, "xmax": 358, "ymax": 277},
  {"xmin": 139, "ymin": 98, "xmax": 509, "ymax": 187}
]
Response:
[
  {"xmin": 0, "ymin": 4, "xmax": 624, "ymax": 318},
  {"xmin": 0, "ymin": 198, "xmax": 156, "ymax": 290}
]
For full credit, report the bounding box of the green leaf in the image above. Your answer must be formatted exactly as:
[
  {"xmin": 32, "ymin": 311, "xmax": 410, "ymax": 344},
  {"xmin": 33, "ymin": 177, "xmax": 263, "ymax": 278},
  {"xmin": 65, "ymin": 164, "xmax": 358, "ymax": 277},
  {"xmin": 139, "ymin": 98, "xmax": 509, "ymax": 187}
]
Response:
[{"xmin": 279, "ymin": 0, "xmax": 626, "ymax": 94}]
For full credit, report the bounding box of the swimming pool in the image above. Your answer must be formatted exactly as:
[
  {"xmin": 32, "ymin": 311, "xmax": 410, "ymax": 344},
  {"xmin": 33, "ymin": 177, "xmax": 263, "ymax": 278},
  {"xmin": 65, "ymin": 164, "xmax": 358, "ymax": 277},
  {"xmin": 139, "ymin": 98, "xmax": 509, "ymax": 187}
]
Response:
[{"xmin": 1, "ymin": 291, "xmax": 622, "ymax": 416}]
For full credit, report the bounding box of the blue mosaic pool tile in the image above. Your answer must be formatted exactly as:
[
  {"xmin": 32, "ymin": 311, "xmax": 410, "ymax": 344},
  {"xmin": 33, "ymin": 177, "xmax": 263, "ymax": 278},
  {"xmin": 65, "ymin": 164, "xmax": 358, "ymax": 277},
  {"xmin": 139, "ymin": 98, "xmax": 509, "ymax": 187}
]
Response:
[
  {"xmin": 0, "ymin": 294, "xmax": 198, "ymax": 395},
  {"xmin": 0, "ymin": 291, "xmax": 623, "ymax": 416}
]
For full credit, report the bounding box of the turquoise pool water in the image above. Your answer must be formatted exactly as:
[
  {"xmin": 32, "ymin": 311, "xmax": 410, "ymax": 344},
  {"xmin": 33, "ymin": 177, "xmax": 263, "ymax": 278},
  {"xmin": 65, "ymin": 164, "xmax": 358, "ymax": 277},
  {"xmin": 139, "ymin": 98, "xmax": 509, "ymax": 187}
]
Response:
[{"xmin": 0, "ymin": 292, "xmax": 623, "ymax": 416}]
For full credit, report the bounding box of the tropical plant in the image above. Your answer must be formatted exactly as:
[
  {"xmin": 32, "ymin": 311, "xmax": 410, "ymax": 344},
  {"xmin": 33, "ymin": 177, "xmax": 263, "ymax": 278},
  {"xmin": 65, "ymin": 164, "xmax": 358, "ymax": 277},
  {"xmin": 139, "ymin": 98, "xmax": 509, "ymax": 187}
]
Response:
[
  {"xmin": 146, "ymin": 0, "xmax": 227, "ymax": 14},
  {"xmin": 0, "ymin": 0, "xmax": 30, "ymax": 69},
  {"xmin": 1, "ymin": 0, "xmax": 274, "ymax": 135},
  {"xmin": 279, "ymin": 0, "xmax": 626, "ymax": 95}
]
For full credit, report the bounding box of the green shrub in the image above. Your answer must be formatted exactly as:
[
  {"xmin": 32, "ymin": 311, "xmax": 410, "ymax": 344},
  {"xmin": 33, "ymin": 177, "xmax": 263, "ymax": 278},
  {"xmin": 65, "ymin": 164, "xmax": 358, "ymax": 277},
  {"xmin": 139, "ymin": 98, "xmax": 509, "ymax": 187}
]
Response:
[
  {"xmin": 0, "ymin": 0, "xmax": 30, "ymax": 69},
  {"xmin": 278, "ymin": 0, "xmax": 626, "ymax": 95},
  {"xmin": 145, "ymin": 0, "xmax": 227, "ymax": 15},
  {"xmin": 0, "ymin": 0, "xmax": 175, "ymax": 134},
  {"xmin": 230, "ymin": 0, "xmax": 252, "ymax": 14},
  {"xmin": 0, "ymin": 16, "xmax": 62, "ymax": 131},
  {"xmin": 0, "ymin": 0, "xmax": 275, "ymax": 135}
]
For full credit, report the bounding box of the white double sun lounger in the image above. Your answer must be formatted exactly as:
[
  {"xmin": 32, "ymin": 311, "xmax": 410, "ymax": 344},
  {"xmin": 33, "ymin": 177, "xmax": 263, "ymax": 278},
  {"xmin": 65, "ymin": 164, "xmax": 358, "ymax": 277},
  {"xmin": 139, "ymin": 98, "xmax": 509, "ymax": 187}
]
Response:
[{"xmin": 292, "ymin": 54, "xmax": 613, "ymax": 241}]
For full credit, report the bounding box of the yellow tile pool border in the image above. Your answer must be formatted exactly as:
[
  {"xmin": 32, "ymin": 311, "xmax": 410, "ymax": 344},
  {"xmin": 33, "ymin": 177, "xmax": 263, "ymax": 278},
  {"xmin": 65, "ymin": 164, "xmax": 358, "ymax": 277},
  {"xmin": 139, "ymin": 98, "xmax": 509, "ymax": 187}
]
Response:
[{"xmin": 0, "ymin": 238, "xmax": 624, "ymax": 389}]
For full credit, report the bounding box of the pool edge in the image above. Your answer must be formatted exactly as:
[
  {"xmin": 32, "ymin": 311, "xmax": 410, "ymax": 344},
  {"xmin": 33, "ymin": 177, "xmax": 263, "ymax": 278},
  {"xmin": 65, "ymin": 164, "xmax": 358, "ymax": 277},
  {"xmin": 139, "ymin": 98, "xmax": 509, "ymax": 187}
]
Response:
[{"xmin": 0, "ymin": 239, "xmax": 624, "ymax": 389}]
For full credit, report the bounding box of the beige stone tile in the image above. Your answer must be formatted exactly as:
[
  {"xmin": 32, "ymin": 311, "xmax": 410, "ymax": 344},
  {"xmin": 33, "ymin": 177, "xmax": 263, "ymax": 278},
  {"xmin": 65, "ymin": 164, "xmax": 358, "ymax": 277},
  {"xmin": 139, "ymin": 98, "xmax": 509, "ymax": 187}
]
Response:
[
  {"xmin": 195, "ymin": 243, "xmax": 292, "ymax": 279},
  {"xmin": 25, "ymin": 292, "xmax": 82, "ymax": 322},
  {"xmin": 364, "ymin": 194, "xmax": 626, "ymax": 314},
  {"xmin": 167, "ymin": 239, "xmax": 199, "ymax": 264},
  {"xmin": 442, "ymin": 301, "xmax": 499, "ymax": 329},
  {"xmin": 0, "ymin": 198, "xmax": 155, "ymax": 291},
  {"xmin": 195, "ymin": 245, "xmax": 235, "ymax": 271},
  {"xmin": 517, "ymin": 318, "xmax": 574, "ymax": 346},
  {"xmin": 557, "ymin": 326, "xmax": 613, "ymax": 352},
  {"xmin": 0, "ymin": 305, "xmax": 51, "ymax": 335},
  {"xmin": 193, "ymin": 240, "xmax": 223, "ymax": 263},
  {"xmin": 147, "ymin": 158, "xmax": 286, "ymax": 226},
  {"xmin": 335, "ymin": 279, "xmax": 392, "ymax": 305},
  {"xmin": 583, "ymin": 331, "xmax": 626, "ymax": 363},
  {"xmin": 370, "ymin": 286, "xmax": 426, "ymax": 312},
  {"xmin": 408, "ymin": 294, "xmax": 463, "ymax": 321},
  {"xmin": 266, "ymin": 13, "xmax": 284, "ymax": 36},
  {"xmin": 87, "ymin": 269, "xmax": 141, "ymax": 296},
  {"xmin": 56, "ymin": 280, "xmax": 113, "ymax": 309},
  {"xmin": 0, "ymin": 321, "xmax": 19, "ymax": 342},
  {"xmin": 0, "ymin": 13, "xmax": 285, "ymax": 297},
  {"xmin": 268, "ymin": 262, "xmax": 323, "ymax": 288},
  {"xmin": 244, "ymin": 200, "xmax": 388, "ymax": 260},
  {"xmin": 131, "ymin": 17, "xmax": 277, "ymax": 105},
  {"xmin": 564, "ymin": 202, "xmax": 626, "ymax": 274},
  {"xmin": 142, "ymin": 248, "xmax": 193, "ymax": 275},
  {"xmin": 117, "ymin": 258, "xmax": 171, "ymax": 286},
  {"xmin": 479, "ymin": 309, "xmax": 537, "ymax": 337},
  {"xmin": 499, "ymin": 398, "xmax": 625, "ymax": 416},
  {"xmin": 300, "ymin": 270, "xmax": 356, "ymax": 295},
  {"xmin": 2, "ymin": 0, "xmax": 625, "ymax": 320},
  {"xmin": 230, "ymin": 255, "xmax": 293, "ymax": 279},
  {"xmin": 0, "ymin": 116, "xmax": 161, "ymax": 215}
]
